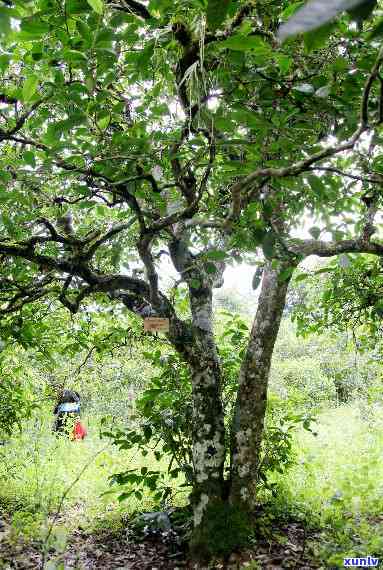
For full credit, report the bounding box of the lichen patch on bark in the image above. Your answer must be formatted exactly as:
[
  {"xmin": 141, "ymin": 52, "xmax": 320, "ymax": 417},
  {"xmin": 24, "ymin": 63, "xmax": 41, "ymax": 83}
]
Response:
[{"xmin": 194, "ymin": 493, "xmax": 209, "ymax": 527}]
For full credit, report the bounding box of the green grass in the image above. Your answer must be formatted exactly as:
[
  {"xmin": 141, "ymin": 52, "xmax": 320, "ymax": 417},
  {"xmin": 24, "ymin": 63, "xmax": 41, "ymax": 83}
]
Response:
[
  {"xmin": 274, "ymin": 403, "xmax": 383, "ymax": 566},
  {"xmin": 1, "ymin": 403, "xmax": 382, "ymax": 568},
  {"xmin": 0, "ymin": 410, "xmax": 173, "ymax": 541}
]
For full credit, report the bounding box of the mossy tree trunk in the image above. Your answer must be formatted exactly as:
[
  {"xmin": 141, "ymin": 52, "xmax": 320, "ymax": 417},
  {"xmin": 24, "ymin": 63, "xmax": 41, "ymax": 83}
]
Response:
[
  {"xmin": 169, "ymin": 238, "xmax": 227, "ymax": 558},
  {"xmin": 187, "ymin": 284, "xmax": 227, "ymax": 558},
  {"xmin": 229, "ymin": 261, "xmax": 296, "ymax": 510},
  {"xmin": 170, "ymin": 238, "xmax": 298, "ymax": 557}
]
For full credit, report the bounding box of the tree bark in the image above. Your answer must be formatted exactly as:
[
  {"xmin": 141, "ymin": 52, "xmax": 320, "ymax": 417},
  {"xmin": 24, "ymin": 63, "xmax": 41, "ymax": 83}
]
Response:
[
  {"xmin": 186, "ymin": 284, "xmax": 227, "ymax": 558},
  {"xmin": 229, "ymin": 260, "xmax": 296, "ymax": 509},
  {"xmin": 168, "ymin": 237, "xmax": 227, "ymax": 558}
]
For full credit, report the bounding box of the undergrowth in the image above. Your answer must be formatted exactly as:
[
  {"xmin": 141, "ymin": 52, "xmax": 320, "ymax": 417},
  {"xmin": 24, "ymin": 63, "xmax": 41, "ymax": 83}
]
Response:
[
  {"xmin": 0, "ymin": 403, "xmax": 382, "ymax": 567},
  {"xmin": 0, "ymin": 408, "xmax": 169, "ymax": 542},
  {"xmin": 271, "ymin": 403, "xmax": 383, "ymax": 566}
]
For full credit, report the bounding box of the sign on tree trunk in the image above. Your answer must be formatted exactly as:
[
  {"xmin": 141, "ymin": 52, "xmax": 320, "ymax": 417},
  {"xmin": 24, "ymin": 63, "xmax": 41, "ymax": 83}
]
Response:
[{"xmin": 144, "ymin": 318, "xmax": 170, "ymax": 333}]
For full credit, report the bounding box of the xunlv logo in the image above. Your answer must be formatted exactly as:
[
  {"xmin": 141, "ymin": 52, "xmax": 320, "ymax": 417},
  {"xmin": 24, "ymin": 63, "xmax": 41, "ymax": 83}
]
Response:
[{"xmin": 344, "ymin": 557, "xmax": 380, "ymax": 567}]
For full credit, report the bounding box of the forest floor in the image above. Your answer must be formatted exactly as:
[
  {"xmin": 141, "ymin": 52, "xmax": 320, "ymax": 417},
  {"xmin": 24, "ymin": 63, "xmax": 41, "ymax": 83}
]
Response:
[{"xmin": 0, "ymin": 507, "xmax": 323, "ymax": 569}]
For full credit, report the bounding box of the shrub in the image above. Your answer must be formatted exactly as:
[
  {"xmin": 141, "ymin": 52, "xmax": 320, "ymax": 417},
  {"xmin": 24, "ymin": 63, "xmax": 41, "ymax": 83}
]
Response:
[
  {"xmin": 0, "ymin": 371, "xmax": 36, "ymax": 438},
  {"xmin": 270, "ymin": 357, "xmax": 336, "ymax": 409},
  {"xmin": 104, "ymin": 313, "xmax": 310, "ymax": 504}
]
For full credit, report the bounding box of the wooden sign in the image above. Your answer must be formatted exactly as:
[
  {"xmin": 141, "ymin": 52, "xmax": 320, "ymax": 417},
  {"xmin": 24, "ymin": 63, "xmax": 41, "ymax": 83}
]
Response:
[{"xmin": 144, "ymin": 317, "xmax": 170, "ymax": 333}]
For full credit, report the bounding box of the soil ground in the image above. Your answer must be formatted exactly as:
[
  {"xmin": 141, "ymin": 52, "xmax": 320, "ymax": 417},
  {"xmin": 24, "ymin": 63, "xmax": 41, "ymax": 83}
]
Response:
[{"xmin": 0, "ymin": 511, "xmax": 324, "ymax": 570}]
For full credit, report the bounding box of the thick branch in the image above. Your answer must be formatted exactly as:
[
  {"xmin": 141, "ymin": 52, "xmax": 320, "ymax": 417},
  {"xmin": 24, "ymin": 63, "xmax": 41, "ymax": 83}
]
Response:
[
  {"xmin": 287, "ymin": 237, "xmax": 383, "ymax": 258},
  {"xmin": 137, "ymin": 233, "xmax": 160, "ymax": 306},
  {"xmin": 59, "ymin": 277, "xmax": 94, "ymax": 314}
]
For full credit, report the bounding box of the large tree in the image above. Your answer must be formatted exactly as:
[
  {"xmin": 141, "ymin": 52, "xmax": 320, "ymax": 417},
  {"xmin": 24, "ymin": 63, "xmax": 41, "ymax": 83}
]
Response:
[{"xmin": 1, "ymin": 0, "xmax": 383, "ymax": 558}]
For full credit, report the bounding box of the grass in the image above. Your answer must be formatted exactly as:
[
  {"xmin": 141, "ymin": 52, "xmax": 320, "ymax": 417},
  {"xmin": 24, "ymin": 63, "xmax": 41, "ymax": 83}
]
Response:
[
  {"xmin": 0, "ymin": 402, "xmax": 382, "ymax": 567},
  {"xmin": 0, "ymin": 409, "xmax": 169, "ymax": 541},
  {"xmin": 274, "ymin": 402, "xmax": 383, "ymax": 566}
]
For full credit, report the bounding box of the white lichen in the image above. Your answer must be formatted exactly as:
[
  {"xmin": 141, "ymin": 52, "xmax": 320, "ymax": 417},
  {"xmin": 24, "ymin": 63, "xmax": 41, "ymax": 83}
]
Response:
[
  {"xmin": 238, "ymin": 463, "xmax": 250, "ymax": 477},
  {"xmin": 234, "ymin": 429, "xmax": 253, "ymax": 465},
  {"xmin": 194, "ymin": 493, "xmax": 209, "ymax": 527},
  {"xmin": 193, "ymin": 305, "xmax": 212, "ymax": 332},
  {"xmin": 193, "ymin": 431, "xmax": 225, "ymax": 482}
]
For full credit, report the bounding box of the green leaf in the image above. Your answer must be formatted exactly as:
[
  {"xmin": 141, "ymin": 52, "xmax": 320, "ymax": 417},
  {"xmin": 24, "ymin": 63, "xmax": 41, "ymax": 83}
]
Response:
[
  {"xmin": 22, "ymin": 75, "xmax": 39, "ymax": 102},
  {"xmin": 96, "ymin": 204, "xmax": 107, "ymax": 216},
  {"xmin": 143, "ymin": 425, "xmax": 152, "ymax": 440},
  {"xmin": 0, "ymin": 7, "xmax": 12, "ymax": 37},
  {"xmin": 62, "ymin": 49, "xmax": 88, "ymax": 62},
  {"xmin": 368, "ymin": 16, "xmax": 383, "ymax": 39},
  {"xmin": 190, "ymin": 278, "xmax": 201, "ymax": 289},
  {"xmin": 87, "ymin": 0, "xmax": 104, "ymax": 14},
  {"xmin": 117, "ymin": 492, "xmax": 132, "ymax": 502},
  {"xmin": 304, "ymin": 22, "xmax": 335, "ymax": 52},
  {"xmin": 0, "ymin": 54, "xmax": 10, "ymax": 71},
  {"xmin": 76, "ymin": 20, "xmax": 92, "ymax": 43},
  {"xmin": 205, "ymin": 262, "xmax": 217, "ymax": 274},
  {"xmin": 219, "ymin": 35, "xmax": 272, "ymax": 56},
  {"xmin": 205, "ymin": 249, "xmax": 226, "ymax": 261},
  {"xmin": 23, "ymin": 151, "xmax": 36, "ymax": 167},
  {"xmin": 314, "ymin": 266, "xmax": 335, "ymax": 275},
  {"xmin": 97, "ymin": 114, "xmax": 111, "ymax": 130},
  {"xmin": 280, "ymin": 2, "xmax": 304, "ymax": 20},
  {"xmin": 279, "ymin": 266, "xmax": 295, "ymax": 282},
  {"xmin": 275, "ymin": 54, "xmax": 292, "ymax": 74},
  {"xmin": 307, "ymin": 174, "xmax": 326, "ymax": 196},
  {"xmin": 67, "ymin": 0, "xmax": 91, "ymax": 15},
  {"xmin": 207, "ymin": 0, "xmax": 231, "ymax": 31},
  {"xmin": 20, "ymin": 17, "xmax": 50, "ymax": 38}
]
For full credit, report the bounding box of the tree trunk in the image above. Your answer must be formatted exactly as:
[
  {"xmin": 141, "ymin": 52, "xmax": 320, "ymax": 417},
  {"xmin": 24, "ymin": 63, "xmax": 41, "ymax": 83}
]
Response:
[
  {"xmin": 168, "ymin": 236, "xmax": 249, "ymax": 558},
  {"xmin": 186, "ymin": 285, "xmax": 227, "ymax": 559},
  {"xmin": 229, "ymin": 260, "xmax": 296, "ymax": 509}
]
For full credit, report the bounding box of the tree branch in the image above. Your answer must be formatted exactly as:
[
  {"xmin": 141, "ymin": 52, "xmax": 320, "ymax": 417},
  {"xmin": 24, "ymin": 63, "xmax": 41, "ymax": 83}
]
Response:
[
  {"xmin": 7, "ymin": 96, "xmax": 50, "ymax": 137},
  {"xmin": 287, "ymin": 237, "xmax": 383, "ymax": 258},
  {"xmin": 0, "ymin": 274, "xmax": 55, "ymax": 314},
  {"xmin": 308, "ymin": 166, "xmax": 382, "ymax": 184},
  {"xmin": 84, "ymin": 219, "xmax": 137, "ymax": 259},
  {"xmin": 227, "ymin": 45, "xmax": 383, "ymax": 221},
  {"xmin": 59, "ymin": 277, "xmax": 94, "ymax": 314},
  {"xmin": 107, "ymin": 0, "xmax": 151, "ymax": 19}
]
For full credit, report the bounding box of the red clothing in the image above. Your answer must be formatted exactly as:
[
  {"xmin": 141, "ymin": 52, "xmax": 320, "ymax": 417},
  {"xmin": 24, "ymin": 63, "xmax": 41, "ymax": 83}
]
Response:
[{"xmin": 72, "ymin": 420, "xmax": 87, "ymax": 440}]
